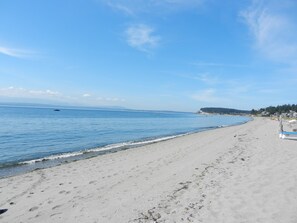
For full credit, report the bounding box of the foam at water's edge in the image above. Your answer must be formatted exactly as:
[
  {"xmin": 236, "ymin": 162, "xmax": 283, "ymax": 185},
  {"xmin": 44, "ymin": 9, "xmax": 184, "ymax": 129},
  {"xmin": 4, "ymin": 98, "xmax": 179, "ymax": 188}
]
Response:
[
  {"xmin": 18, "ymin": 123, "xmax": 242, "ymax": 166},
  {"xmin": 20, "ymin": 133, "xmax": 190, "ymax": 165}
]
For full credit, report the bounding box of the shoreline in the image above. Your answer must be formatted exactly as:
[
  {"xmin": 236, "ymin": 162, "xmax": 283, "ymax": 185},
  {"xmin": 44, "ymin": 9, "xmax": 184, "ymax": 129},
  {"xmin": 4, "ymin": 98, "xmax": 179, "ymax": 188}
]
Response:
[
  {"xmin": 2, "ymin": 117, "xmax": 296, "ymax": 222},
  {"xmin": 0, "ymin": 117, "xmax": 251, "ymax": 179}
]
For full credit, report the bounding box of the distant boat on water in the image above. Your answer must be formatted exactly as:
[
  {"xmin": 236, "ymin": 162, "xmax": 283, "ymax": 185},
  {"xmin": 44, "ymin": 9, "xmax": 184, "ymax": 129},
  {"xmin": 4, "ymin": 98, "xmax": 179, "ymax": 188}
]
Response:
[{"xmin": 53, "ymin": 109, "xmax": 60, "ymax": 112}]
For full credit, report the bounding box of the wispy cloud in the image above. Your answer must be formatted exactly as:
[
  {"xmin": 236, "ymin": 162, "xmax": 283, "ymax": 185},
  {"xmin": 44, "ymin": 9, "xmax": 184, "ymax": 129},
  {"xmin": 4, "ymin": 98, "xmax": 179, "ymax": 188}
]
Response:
[
  {"xmin": 102, "ymin": 0, "xmax": 204, "ymax": 15},
  {"xmin": 0, "ymin": 87, "xmax": 126, "ymax": 106},
  {"xmin": 241, "ymin": 0, "xmax": 297, "ymax": 64},
  {"xmin": 125, "ymin": 24, "xmax": 161, "ymax": 52},
  {"xmin": 105, "ymin": 1, "xmax": 135, "ymax": 15},
  {"xmin": 0, "ymin": 87, "xmax": 61, "ymax": 98},
  {"xmin": 191, "ymin": 61, "xmax": 247, "ymax": 68},
  {"xmin": 0, "ymin": 46, "xmax": 37, "ymax": 59},
  {"xmin": 82, "ymin": 93, "xmax": 125, "ymax": 102},
  {"xmin": 97, "ymin": 97, "xmax": 125, "ymax": 102},
  {"xmin": 196, "ymin": 73, "xmax": 219, "ymax": 85},
  {"xmin": 82, "ymin": 93, "xmax": 91, "ymax": 97},
  {"xmin": 191, "ymin": 89, "xmax": 228, "ymax": 103},
  {"xmin": 177, "ymin": 73, "xmax": 219, "ymax": 85}
]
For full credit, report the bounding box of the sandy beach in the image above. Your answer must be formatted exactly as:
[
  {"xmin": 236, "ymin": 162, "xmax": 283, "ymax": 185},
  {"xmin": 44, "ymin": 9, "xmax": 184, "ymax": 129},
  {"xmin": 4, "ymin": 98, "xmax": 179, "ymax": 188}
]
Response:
[{"xmin": 1, "ymin": 117, "xmax": 297, "ymax": 223}]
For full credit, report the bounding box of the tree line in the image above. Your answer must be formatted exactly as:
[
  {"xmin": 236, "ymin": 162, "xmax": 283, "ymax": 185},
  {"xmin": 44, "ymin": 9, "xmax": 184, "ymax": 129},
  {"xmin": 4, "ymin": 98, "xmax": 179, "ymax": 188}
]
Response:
[
  {"xmin": 200, "ymin": 107, "xmax": 251, "ymax": 115},
  {"xmin": 251, "ymin": 104, "xmax": 297, "ymax": 115}
]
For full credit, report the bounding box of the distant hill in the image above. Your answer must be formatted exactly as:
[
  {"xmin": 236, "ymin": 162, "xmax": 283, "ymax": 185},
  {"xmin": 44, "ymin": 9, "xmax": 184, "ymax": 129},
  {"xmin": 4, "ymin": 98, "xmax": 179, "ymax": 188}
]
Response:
[{"xmin": 199, "ymin": 107, "xmax": 251, "ymax": 115}]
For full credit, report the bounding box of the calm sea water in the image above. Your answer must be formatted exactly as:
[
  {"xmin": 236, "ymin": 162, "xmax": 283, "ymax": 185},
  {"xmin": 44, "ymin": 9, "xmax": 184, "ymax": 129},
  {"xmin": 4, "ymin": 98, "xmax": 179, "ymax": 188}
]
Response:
[{"xmin": 0, "ymin": 106, "xmax": 250, "ymax": 177}]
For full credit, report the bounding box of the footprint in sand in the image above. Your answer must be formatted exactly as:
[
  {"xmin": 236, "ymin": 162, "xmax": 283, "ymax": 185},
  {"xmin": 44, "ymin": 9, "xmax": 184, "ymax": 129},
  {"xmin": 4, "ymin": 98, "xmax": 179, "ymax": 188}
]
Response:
[
  {"xmin": 29, "ymin": 206, "xmax": 39, "ymax": 212},
  {"xmin": 52, "ymin": 205, "xmax": 61, "ymax": 210}
]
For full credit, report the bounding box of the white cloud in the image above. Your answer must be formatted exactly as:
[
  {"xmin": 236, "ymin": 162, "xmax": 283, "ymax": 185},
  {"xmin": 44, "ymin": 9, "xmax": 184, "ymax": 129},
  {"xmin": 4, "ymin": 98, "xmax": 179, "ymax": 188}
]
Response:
[
  {"xmin": 191, "ymin": 89, "xmax": 224, "ymax": 103},
  {"xmin": 241, "ymin": 0, "xmax": 297, "ymax": 64},
  {"xmin": 30, "ymin": 89, "xmax": 60, "ymax": 96},
  {"xmin": 0, "ymin": 46, "xmax": 36, "ymax": 59},
  {"xmin": 97, "ymin": 97, "xmax": 125, "ymax": 102},
  {"xmin": 105, "ymin": 2, "xmax": 135, "ymax": 15},
  {"xmin": 0, "ymin": 87, "xmax": 60, "ymax": 98},
  {"xmin": 125, "ymin": 24, "xmax": 160, "ymax": 52},
  {"xmin": 83, "ymin": 93, "xmax": 91, "ymax": 97},
  {"xmin": 191, "ymin": 61, "xmax": 246, "ymax": 68},
  {"xmin": 176, "ymin": 73, "xmax": 219, "ymax": 85},
  {"xmin": 0, "ymin": 87, "xmax": 127, "ymax": 106},
  {"xmin": 102, "ymin": 0, "xmax": 204, "ymax": 15},
  {"xmin": 193, "ymin": 73, "xmax": 219, "ymax": 85}
]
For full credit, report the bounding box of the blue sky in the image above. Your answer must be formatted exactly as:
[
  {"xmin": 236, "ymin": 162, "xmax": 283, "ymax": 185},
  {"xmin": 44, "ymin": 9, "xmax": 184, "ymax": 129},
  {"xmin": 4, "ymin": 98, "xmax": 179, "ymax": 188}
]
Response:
[{"xmin": 1, "ymin": 0, "xmax": 297, "ymax": 112}]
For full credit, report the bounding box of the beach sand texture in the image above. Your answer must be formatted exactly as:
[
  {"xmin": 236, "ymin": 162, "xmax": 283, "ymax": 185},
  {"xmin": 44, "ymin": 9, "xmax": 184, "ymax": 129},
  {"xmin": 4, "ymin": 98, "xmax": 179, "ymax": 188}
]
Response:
[{"xmin": 1, "ymin": 117, "xmax": 297, "ymax": 223}]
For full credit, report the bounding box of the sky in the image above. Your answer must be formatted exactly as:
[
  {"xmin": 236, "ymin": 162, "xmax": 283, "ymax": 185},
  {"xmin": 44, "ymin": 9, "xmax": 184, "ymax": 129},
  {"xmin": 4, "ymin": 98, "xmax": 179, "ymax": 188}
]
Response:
[{"xmin": 1, "ymin": 0, "xmax": 297, "ymax": 112}]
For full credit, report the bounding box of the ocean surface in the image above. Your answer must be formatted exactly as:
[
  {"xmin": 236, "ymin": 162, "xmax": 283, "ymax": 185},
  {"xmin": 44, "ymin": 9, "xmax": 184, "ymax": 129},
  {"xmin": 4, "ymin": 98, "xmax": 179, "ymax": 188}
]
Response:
[{"xmin": 0, "ymin": 106, "xmax": 251, "ymax": 177}]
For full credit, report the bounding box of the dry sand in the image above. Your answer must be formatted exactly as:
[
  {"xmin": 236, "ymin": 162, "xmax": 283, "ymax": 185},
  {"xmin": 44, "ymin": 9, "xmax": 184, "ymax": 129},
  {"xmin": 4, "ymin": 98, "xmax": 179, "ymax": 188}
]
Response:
[{"xmin": 1, "ymin": 117, "xmax": 297, "ymax": 223}]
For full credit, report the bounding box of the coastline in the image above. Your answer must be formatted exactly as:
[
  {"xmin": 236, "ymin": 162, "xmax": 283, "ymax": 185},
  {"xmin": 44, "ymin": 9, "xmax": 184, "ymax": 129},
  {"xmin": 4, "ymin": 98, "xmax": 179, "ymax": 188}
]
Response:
[
  {"xmin": 1, "ymin": 117, "xmax": 296, "ymax": 222},
  {"xmin": 0, "ymin": 116, "xmax": 251, "ymax": 179}
]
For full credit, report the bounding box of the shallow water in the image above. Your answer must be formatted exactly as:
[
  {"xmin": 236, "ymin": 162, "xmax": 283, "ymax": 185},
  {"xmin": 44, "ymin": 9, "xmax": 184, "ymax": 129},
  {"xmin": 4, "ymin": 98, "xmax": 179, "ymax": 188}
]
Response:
[{"xmin": 0, "ymin": 106, "xmax": 250, "ymax": 177}]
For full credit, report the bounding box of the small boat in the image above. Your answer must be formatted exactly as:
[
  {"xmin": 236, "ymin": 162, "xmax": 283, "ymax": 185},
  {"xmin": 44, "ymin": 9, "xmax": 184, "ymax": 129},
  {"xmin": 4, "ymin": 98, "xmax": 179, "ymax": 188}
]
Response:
[{"xmin": 53, "ymin": 109, "xmax": 60, "ymax": 112}]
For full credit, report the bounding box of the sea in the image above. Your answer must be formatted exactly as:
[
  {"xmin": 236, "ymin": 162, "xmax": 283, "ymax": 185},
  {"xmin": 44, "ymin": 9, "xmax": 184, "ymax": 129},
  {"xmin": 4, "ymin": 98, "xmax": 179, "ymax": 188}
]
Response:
[{"xmin": 0, "ymin": 106, "xmax": 251, "ymax": 178}]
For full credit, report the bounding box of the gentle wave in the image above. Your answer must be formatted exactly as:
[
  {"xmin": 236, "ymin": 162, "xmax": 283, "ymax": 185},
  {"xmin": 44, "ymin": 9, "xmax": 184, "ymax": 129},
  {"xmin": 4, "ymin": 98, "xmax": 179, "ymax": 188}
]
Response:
[
  {"xmin": 18, "ymin": 125, "xmax": 230, "ymax": 166},
  {"xmin": 20, "ymin": 132, "xmax": 191, "ymax": 165}
]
